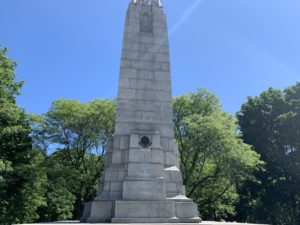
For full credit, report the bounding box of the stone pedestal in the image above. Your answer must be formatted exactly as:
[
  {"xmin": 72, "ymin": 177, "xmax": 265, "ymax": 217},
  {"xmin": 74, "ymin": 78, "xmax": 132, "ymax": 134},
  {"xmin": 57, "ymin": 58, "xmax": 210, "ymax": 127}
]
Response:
[
  {"xmin": 81, "ymin": 134, "xmax": 201, "ymax": 223},
  {"xmin": 81, "ymin": 0, "xmax": 201, "ymax": 223}
]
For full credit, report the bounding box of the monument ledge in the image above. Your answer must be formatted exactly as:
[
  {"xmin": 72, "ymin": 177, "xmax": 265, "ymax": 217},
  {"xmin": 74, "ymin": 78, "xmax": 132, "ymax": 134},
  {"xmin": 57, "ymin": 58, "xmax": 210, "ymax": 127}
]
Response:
[{"xmin": 19, "ymin": 221, "xmax": 268, "ymax": 225}]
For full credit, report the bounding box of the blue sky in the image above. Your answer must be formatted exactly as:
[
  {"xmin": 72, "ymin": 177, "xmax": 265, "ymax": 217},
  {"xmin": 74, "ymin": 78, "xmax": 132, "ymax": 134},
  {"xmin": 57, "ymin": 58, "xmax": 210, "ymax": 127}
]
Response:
[{"xmin": 1, "ymin": 0, "xmax": 299, "ymax": 114}]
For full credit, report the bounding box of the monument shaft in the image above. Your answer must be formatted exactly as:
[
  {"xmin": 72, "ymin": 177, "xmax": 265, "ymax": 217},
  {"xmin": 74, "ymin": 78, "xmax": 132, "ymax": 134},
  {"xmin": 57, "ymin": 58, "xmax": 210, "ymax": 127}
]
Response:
[{"xmin": 81, "ymin": 0, "xmax": 201, "ymax": 223}]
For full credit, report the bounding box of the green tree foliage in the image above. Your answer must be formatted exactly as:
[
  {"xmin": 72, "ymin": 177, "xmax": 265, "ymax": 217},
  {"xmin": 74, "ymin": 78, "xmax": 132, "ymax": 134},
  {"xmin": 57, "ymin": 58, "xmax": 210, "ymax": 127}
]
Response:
[
  {"xmin": 237, "ymin": 84, "xmax": 300, "ymax": 225},
  {"xmin": 0, "ymin": 47, "xmax": 47, "ymax": 224},
  {"xmin": 0, "ymin": 48, "xmax": 23, "ymax": 103},
  {"xmin": 37, "ymin": 152, "xmax": 75, "ymax": 222},
  {"xmin": 31, "ymin": 98, "xmax": 116, "ymax": 220},
  {"xmin": 173, "ymin": 89, "xmax": 262, "ymax": 221}
]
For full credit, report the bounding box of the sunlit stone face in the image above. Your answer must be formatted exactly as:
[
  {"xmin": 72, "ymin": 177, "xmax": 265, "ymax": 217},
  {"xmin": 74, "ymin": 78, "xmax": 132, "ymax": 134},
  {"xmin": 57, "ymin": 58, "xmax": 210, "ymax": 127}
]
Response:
[
  {"xmin": 132, "ymin": 0, "xmax": 162, "ymax": 6},
  {"xmin": 80, "ymin": 0, "xmax": 201, "ymax": 223}
]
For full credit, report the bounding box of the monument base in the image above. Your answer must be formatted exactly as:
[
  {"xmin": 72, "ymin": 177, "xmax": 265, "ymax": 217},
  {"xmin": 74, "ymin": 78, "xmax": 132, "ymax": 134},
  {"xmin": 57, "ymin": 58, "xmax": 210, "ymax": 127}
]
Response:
[
  {"xmin": 80, "ymin": 201, "xmax": 113, "ymax": 223},
  {"xmin": 81, "ymin": 198, "xmax": 201, "ymax": 223}
]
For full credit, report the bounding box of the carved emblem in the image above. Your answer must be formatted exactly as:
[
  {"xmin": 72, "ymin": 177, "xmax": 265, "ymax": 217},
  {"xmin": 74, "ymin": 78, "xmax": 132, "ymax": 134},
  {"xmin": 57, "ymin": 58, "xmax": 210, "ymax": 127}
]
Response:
[{"xmin": 139, "ymin": 136, "xmax": 152, "ymax": 148}]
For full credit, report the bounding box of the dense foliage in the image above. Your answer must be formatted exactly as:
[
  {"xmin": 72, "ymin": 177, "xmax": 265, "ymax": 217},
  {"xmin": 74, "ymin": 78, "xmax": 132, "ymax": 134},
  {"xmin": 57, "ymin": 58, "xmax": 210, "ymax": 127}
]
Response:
[
  {"xmin": 32, "ymin": 99, "xmax": 116, "ymax": 220},
  {"xmin": 0, "ymin": 48, "xmax": 47, "ymax": 224},
  {"xmin": 173, "ymin": 89, "xmax": 262, "ymax": 220},
  {"xmin": 236, "ymin": 85, "xmax": 300, "ymax": 225},
  {"xmin": 0, "ymin": 48, "xmax": 116, "ymax": 223}
]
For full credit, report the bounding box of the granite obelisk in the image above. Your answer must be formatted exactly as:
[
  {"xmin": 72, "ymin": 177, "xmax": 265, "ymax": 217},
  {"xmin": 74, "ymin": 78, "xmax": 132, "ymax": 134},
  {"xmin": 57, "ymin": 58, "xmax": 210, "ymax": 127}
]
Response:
[{"xmin": 81, "ymin": 0, "xmax": 201, "ymax": 223}]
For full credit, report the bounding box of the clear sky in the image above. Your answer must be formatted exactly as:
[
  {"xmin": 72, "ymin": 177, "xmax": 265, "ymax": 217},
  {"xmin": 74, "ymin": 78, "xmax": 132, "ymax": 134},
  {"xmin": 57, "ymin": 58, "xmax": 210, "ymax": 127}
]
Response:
[{"xmin": 1, "ymin": 0, "xmax": 299, "ymax": 114}]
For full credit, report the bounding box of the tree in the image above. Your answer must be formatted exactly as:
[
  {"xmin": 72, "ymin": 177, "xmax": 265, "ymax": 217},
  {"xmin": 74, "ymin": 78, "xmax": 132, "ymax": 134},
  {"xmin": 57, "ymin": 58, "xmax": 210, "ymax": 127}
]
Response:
[
  {"xmin": 0, "ymin": 47, "xmax": 47, "ymax": 224},
  {"xmin": 237, "ymin": 84, "xmax": 300, "ymax": 225},
  {"xmin": 31, "ymin": 98, "xmax": 116, "ymax": 219},
  {"xmin": 37, "ymin": 152, "xmax": 76, "ymax": 222},
  {"xmin": 173, "ymin": 89, "xmax": 262, "ymax": 221}
]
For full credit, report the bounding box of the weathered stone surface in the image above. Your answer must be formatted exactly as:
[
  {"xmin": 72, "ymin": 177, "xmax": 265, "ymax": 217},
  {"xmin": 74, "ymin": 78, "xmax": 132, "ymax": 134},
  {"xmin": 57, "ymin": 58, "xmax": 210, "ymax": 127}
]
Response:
[
  {"xmin": 21, "ymin": 222, "xmax": 268, "ymax": 225},
  {"xmin": 123, "ymin": 180, "xmax": 166, "ymax": 200},
  {"xmin": 114, "ymin": 200, "xmax": 176, "ymax": 219},
  {"xmin": 81, "ymin": 0, "xmax": 200, "ymax": 223},
  {"xmin": 81, "ymin": 201, "xmax": 113, "ymax": 223}
]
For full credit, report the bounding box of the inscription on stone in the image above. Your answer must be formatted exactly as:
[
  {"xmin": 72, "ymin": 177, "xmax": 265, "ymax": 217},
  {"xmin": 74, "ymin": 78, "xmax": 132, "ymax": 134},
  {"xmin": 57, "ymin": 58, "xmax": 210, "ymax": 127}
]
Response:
[
  {"xmin": 120, "ymin": 111, "xmax": 162, "ymax": 122},
  {"xmin": 138, "ymin": 149, "xmax": 151, "ymax": 162},
  {"xmin": 140, "ymin": 12, "xmax": 153, "ymax": 33}
]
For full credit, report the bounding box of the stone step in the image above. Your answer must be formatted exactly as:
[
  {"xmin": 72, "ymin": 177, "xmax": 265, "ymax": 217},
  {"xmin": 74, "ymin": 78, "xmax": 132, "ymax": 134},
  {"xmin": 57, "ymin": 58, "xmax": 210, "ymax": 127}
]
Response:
[{"xmin": 19, "ymin": 221, "xmax": 268, "ymax": 225}]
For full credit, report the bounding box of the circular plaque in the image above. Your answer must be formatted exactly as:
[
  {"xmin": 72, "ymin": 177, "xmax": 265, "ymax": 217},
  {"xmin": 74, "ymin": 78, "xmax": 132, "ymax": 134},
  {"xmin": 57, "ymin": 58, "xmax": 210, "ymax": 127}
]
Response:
[{"xmin": 139, "ymin": 136, "xmax": 152, "ymax": 148}]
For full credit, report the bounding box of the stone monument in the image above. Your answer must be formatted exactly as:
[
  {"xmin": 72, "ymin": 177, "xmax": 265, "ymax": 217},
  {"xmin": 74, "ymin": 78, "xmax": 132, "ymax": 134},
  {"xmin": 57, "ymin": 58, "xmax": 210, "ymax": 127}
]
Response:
[{"xmin": 81, "ymin": 0, "xmax": 201, "ymax": 223}]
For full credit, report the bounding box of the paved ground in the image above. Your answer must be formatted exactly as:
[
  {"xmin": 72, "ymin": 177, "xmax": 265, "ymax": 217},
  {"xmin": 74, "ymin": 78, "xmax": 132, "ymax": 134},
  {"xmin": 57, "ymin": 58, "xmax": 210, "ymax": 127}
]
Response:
[{"xmin": 19, "ymin": 221, "xmax": 268, "ymax": 225}]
